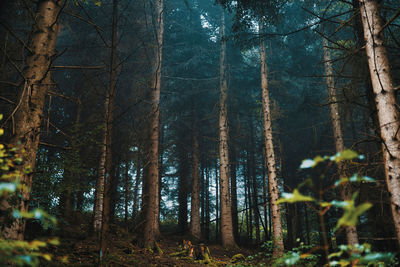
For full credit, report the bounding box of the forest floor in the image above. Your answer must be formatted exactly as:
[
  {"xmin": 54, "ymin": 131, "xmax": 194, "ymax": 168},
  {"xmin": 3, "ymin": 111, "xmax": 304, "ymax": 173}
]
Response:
[{"xmin": 43, "ymin": 223, "xmax": 255, "ymax": 266}]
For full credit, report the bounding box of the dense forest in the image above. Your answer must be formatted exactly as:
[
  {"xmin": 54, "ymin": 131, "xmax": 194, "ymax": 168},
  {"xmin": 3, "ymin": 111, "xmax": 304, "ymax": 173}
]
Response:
[{"xmin": 1, "ymin": 0, "xmax": 400, "ymax": 266}]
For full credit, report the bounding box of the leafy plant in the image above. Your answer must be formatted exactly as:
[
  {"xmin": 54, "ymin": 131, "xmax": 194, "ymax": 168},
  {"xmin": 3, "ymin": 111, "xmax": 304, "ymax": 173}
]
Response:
[
  {"xmin": 0, "ymin": 115, "xmax": 61, "ymax": 266},
  {"xmin": 277, "ymin": 150, "xmax": 396, "ymax": 266}
]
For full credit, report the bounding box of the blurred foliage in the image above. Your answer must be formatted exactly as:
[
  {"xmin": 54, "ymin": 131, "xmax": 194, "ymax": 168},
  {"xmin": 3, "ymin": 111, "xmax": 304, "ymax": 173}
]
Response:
[
  {"xmin": 276, "ymin": 150, "xmax": 396, "ymax": 266},
  {"xmin": 0, "ymin": 115, "xmax": 61, "ymax": 266}
]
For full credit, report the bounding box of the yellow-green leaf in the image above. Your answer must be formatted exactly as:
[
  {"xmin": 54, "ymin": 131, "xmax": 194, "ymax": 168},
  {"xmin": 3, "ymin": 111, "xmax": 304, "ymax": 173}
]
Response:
[
  {"xmin": 277, "ymin": 189, "xmax": 315, "ymax": 204},
  {"xmin": 336, "ymin": 202, "xmax": 372, "ymax": 230}
]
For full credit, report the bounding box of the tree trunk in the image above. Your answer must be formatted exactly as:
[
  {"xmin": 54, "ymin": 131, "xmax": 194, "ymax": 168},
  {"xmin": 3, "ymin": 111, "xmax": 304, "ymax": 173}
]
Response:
[
  {"xmin": 244, "ymin": 163, "xmax": 251, "ymax": 241},
  {"xmin": 205, "ymin": 165, "xmax": 210, "ymax": 241},
  {"xmin": 218, "ymin": 10, "xmax": 236, "ymax": 248},
  {"xmin": 132, "ymin": 155, "xmax": 141, "ymax": 220},
  {"xmin": 124, "ymin": 160, "xmax": 130, "ymax": 225},
  {"xmin": 215, "ymin": 162, "xmax": 220, "ymax": 241},
  {"xmin": 178, "ymin": 140, "xmax": 189, "ymax": 232},
  {"xmin": 1, "ymin": 0, "xmax": 61, "ymax": 240},
  {"xmin": 322, "ymin": 37, "xmax": 359, "ymax": 246},
  {"xmin": 99, "ymin": 0, "xmax": 119, "ymax": 259},
  {"xmin": 262, "ymin": 146, "xmax": 269, "ymax": 241},
  {"xmin": 190, "ymin": 128, "xmax": 201, "ymax": 239},
  {"xmin": 93, "ymin": 0, "xmax": 118, "ymax": 235},
  {"xmin": 260, "ymin": 25, "xmax": 284, "ymax": 255},
  {"xmin": 140, "ymin": 0, "xmax": 164, "ymax": 248},
  {"xmin": 245, "ymin": 150, "xmax": 253, "ymax": 242},
  {"xmin": 230, "ymin": 144, "xmax": 239, "ymax": 241},
  {"xmin": 158, "ymin": 120, "xmax": 164, "ymax": 222},
  {"xmin": 110, "ymin": 158, "xmax": 120, "ymax": 222},
  {"xmin": 250, "ymin": 121, "xmax": 260, "ymax": 245},
  {"xmin": 359, "ymin": 0, "xmax": 400, "ymax": 247},
  {"xmin": 200, "ymin": 163, "xmax": 205, "ymax": 235}
]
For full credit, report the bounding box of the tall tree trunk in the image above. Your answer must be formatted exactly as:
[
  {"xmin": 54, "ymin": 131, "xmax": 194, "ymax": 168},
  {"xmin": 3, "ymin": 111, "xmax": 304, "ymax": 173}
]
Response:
[
  {"xmin": 178, "ymin": 140, "xmax": 189, "ymax": 232},
  {"xmin": 124, "ymin": 160, "xmax": 130, "ymax": 225},
  {"xmin": 158, "ymin": 120, "xmax": 164, "ymax": 221},
  {"xmin": 99, "ymin": 0, "xmax": 119, "ymax": 259},
  {"xmin": 110, "ymin": 158, "xmax": 120, "ymax": 222},
  {"xmin": 262, "ymin": 146, "xmax": 269, "ymax": 241},
  {"xmin": 322, "ymin": 37, "xmax": 359, "ymax": 246},
  {"xmin": 200, "ymin": 163, "xmax": 205, "ymax": 235},
  {"xmin": 59, "ymin": 98, "xmax": 82, "ymax": 222},
  {"xmin": 218, "ymin": 10, "xmax": 236, "ymax": 248},
  {"xmin": 205, "ymin": 164, "xmax": 210, "ymax": 241},
  {"xmin": 132, "ymin": 155, "xmax": 141, "ymax": 220},
  {"xmin": 190, "ymin": 128, "xmax": 201, "ymax": 239},
  {"xmin": 304, "ymin": 204, "xmax": 311, "ymax": 245},
  {"xmin": 141, "ymin": 0, "xmax": 163, "ymax": 248},
  {"xmin": 245, "ymin": 150, "xmax": 253, "ymax": 242},
  {"xmin": 93, "ymin": 0, "xmax": 118, "ymax": 235},
  {"xmin": 260, "ymin": 25, "xmax": 284, "ymax": 255},
  {"xmin": 359, "ymin": 0, "xmax": 400, "ymax": 247},
  {"xmin": 230, "ymin": 144, "xmax": 239, "ymax": 241},
  {"xmin": 244, "ymin": 163, "xmax": 251, "ymax": 241},
  {"xmin": 215, "ymin": 162, "xmax": 220, "ymax": 241},
  {"xmin": 250, "ymin": 121, "xmax": 260, "ymax": 245},
  {"xmin": 1, "ymin": 0, "xmax": 61, "ymax": 240}
]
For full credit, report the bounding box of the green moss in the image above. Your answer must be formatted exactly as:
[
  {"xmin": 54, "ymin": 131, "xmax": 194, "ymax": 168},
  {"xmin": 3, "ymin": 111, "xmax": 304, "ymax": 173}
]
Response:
[
  {"xmin": 231, "ymin": 253, "xmax": 245, "ymax": 263},
  {"xmin": 154, "ymin": 242, "xmax": 163, "ymax": 256}
]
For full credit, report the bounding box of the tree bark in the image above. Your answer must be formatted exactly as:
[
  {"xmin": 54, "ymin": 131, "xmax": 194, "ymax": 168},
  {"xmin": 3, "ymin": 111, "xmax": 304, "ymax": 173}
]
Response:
[
  {"xmin": 215, "ymin": 162, "xmax": 220, "ymax": 241},
  {"xmin": 260, "ymin": 25, "xmax": 284, "ymax": 255},
  {"xmin": 190, "ymin": 128, "xmax": 201, "ymax": 239},
  {"xmin": 245, "ymin": 149, "xmax": 253, "ymax": 242},
  {"xmin": 322, "ymin": 37, "xmax": 359, "ymax": 246},
  {"xmin": 230, "ymin": 144, "xmax": 239, "ymax": 241},
  {"xmin": 1, "ymin": 0, "xmax": 61, "ymax": 240},
  {"xmin": 132, "ymin": 154, "xmax": 141, "ymax": 220},
  {"xmin": 217, "ymin": 10, "xmax": 236, "ymax": 248},
  {"xmin": 359, "ymin": 0, "xmax": 400, "ymax": 247},
  {"xmin": 205, "ymin": 165, "xmax": 210, "ymax": 241},
  {"xmin": 98, "ymin": 0, "xmax": 119, "ymax": 260},
  {"xmin": 124, "ymin": 160, "xmax": 130, "ymax": 225},
  {"xmin": 262, "ymin": 146, "xmax": 269, "ymax": 241},
  {"xmin": 250, "ymin": 121, "xmax": 260, "ymax": 245},
  {"xmin": 93, "ymin": 0, "xmax": 118, "ymax": 235},
  {"xmin": 140, "ymin": 0, "xmax": 163, "ymax": 248},
  {"xmin": 178, "ymin": 139, "xmax": 189, "ymax": 232}
]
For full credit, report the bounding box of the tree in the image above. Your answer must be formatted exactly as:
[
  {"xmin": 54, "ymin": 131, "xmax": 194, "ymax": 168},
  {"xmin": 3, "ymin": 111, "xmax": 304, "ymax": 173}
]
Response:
[
  {"xmin": 93, "ymin": 0, "xmax": 119, "ymax": 236},
  {"xmin": 322, "ymin": 37, "xmax": 359, "ymax": 246},
  {"xmin": 1, "ymin": 0, "xmax": 62, "ymax": 240},
  {"xmin": 190, "ymin": 125, "xmax": 201, "ymax": 239},
  {"xmin": 218, "ymin": 10, "xmax": 236, "ymax": 248},
  {"xmin": 359, "ymin": 0, "xmax": 400, "ymax": 246},
  {"xmin": 260, "ymin": 23, "xmax": 284, "ymax": 255},
  {"xmin": 140, "ymin": 0, "xmax": 164, "ymax": 248}
]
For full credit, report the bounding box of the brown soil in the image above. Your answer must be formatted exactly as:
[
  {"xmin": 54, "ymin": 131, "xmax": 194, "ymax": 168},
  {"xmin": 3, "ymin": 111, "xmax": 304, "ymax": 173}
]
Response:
[{"xmin": 45, "ymin": 227, "xmax": 251, "ymax": 266}]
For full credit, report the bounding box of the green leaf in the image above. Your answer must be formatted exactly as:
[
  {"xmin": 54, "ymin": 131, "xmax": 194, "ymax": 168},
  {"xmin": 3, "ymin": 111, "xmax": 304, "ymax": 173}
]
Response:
[
  {"xmin": 300, "ymin": 155, "xmax": 326, "ymax": 169},
  {"xmin": 277, "ymin": 189, "xmax": 315, "ymax": 204},
  {"xmin": 336, "ymin": 202, "xmax": 372, "ymax": 230},
  {"xmin": 330, "ymin": 149, "xmax": 358, "ymax": 162}
]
